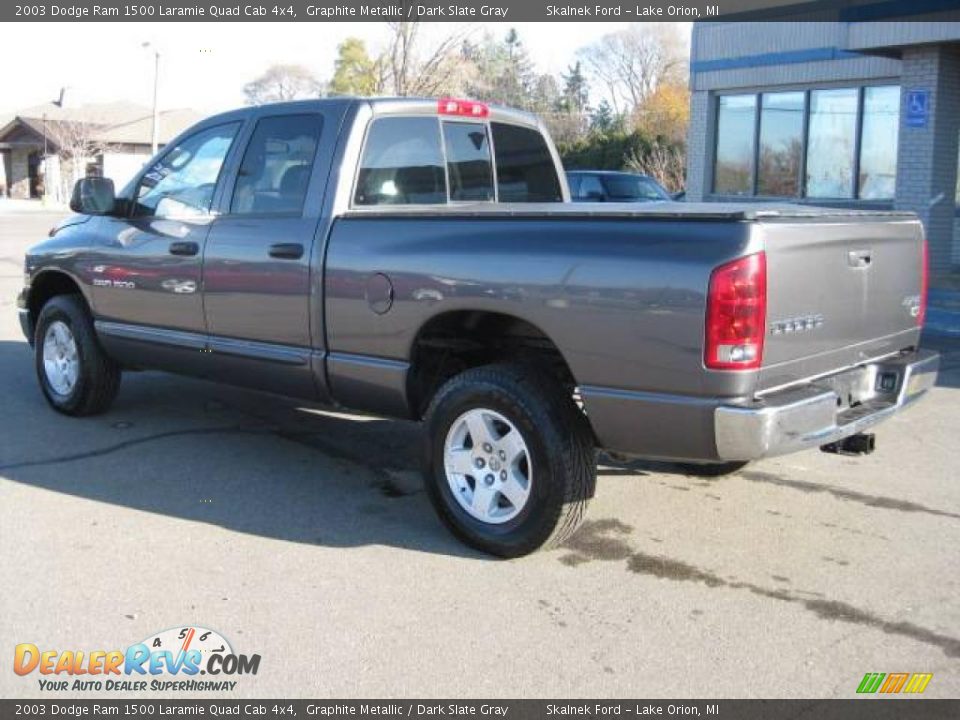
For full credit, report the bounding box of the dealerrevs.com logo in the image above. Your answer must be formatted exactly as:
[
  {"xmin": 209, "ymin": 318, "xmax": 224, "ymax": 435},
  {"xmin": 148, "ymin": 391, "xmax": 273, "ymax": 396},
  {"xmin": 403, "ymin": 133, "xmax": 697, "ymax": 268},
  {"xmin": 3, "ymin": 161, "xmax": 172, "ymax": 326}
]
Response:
[{"xmin": 14, "ymin": 626, "xmax": 261, "ymax": 693}]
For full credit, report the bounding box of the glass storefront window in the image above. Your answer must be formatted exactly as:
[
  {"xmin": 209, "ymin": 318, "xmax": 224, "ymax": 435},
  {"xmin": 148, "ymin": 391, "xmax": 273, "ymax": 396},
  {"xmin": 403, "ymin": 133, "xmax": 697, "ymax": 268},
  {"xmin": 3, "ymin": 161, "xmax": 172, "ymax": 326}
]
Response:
[
  {"xmin": 806, "ymin": 88, "xmax": 858, "ymax": 198},
  {"xmin": 757, "ymin": 92, "xmax": 804, "ymax": 196},
  {"xmin": 713, "ymin": 94, "xmax": 756, "ymax": 195},
  {"xmin": 859, "ymin": 86, "xmax": 900, "ymax": 200},
  {"xmin": 955, "ymin": 131, "xmax": 959, "ymax": 204}
]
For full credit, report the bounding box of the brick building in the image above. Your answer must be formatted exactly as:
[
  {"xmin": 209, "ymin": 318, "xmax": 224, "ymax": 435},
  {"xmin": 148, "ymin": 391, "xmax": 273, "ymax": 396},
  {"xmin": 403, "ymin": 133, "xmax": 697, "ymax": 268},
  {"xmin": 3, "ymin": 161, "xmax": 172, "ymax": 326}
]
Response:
[{"xmin": 685, "ymin": 10, "xmax": 960, "ymax": 276}]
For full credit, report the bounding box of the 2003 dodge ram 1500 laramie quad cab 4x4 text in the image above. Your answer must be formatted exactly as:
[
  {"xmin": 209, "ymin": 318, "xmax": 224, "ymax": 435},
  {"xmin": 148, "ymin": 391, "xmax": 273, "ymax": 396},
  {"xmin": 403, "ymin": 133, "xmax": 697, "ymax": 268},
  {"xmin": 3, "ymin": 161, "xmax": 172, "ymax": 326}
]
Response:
[{"xmin": 18, "ymin": 97, "xmax": 939, "ymax": 556}]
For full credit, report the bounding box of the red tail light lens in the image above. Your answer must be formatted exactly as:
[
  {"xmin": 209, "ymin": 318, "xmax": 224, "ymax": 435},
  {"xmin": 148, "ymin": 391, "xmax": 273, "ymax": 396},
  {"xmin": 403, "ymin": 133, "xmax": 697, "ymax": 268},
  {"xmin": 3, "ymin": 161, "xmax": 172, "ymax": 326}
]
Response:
[
  {"xmin": 705, "ymin": 252, "xmax": 767, "ymax": 370},
  {"xmin": 437, "ymin": 97, "xmax": 489, "ymax": 118},
  {"xmin": 918, "ymin": 238, "xmax": 928, "ymax": 327}
]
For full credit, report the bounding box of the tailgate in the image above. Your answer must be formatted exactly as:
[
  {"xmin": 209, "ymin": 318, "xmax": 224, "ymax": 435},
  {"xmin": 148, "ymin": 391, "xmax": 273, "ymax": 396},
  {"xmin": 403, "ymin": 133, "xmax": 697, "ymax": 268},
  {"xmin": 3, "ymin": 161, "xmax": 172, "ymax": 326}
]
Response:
[{"xmin": 758, "ymin": 217, "xmax": 924, "ymax": 392}]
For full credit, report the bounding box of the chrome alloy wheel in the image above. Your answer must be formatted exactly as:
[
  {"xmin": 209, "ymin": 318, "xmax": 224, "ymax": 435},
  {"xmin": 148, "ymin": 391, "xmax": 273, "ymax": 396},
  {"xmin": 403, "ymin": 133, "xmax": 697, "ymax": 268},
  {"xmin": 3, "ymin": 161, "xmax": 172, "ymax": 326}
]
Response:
[
  {"xmin": 443, "ymin": 408, "xmax": 532, "ymax": 524},
  {"xmin": 42, "ymin": 320, "xmax": 79, "ymax": 396}
]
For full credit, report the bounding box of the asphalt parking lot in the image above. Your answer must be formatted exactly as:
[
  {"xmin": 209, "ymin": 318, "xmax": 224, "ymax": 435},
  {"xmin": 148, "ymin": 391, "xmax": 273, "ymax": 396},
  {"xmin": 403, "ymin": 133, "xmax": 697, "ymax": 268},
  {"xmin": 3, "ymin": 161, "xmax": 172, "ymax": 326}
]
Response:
[{"xmin": 1, "ymin": 209, "xmax": 958, "ymax": 699}]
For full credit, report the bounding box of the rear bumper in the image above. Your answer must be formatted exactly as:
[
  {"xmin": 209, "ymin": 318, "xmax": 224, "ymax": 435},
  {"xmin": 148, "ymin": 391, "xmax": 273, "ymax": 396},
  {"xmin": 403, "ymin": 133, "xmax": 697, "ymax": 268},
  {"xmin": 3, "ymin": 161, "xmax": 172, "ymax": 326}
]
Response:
[
  {"xmin": 581, "ymin": 349, "xmax": 938, "ymax": 463},
  {"xmin": 714, "ymin": 349, "xmax": 939, "ymax": 461}
]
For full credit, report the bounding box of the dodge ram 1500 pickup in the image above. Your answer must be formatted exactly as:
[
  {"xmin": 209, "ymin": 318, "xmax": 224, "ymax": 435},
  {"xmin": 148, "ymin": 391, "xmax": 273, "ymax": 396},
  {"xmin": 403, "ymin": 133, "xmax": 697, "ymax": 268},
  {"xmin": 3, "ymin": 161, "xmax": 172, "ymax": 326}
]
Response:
[{"xmin": 18, "ymin": 97, "xmax": 939, "ymax": 556}]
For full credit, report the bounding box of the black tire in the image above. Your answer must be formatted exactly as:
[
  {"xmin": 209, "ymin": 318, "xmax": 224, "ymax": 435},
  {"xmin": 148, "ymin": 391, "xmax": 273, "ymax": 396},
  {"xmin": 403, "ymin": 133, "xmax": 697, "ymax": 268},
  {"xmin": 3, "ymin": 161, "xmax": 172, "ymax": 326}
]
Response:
[
  {"xmin": 423, "ymin": 363, "xmax": 596, "ymax": 557},
  {"xmin": 675, "ymin": 461, "xmax": 748, "ymax": 478},
  {"xmin": 34, "ymin": 294, "xmax": 121, "ymax": 416}
]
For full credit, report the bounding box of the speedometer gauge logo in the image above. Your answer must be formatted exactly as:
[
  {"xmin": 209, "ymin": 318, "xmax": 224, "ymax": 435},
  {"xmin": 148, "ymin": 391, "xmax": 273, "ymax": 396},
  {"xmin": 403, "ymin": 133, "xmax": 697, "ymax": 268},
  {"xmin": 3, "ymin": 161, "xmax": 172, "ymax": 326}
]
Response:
[{"xmin": 140, "ymin": 626, "xmax": 234, "ymax": 673}]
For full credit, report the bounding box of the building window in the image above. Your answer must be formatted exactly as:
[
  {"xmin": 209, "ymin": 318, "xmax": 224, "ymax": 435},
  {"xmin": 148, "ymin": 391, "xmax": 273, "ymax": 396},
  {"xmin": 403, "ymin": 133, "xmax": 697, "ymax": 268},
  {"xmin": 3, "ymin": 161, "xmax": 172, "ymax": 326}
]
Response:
[
  {"xmin": 713, "ymin": 94, "xmax": 756, "ymax": 195},
  {"xmin": 859, "ymin": 86, "xmax": 900, "ymax": 200},
  {"xmin": 758, "ymin": 92, "xmax": 804, "ymax": 196},
  {"xmin": 955, "ymin": 131, "xmax": 960, "ymax": 205},
  {"xmin": 806, "ymin": 88, "xmax": 858, "ymax": 198},
  {"xmin": 712, "ymin": 85, "xmax": 899, "ymax": 201}
]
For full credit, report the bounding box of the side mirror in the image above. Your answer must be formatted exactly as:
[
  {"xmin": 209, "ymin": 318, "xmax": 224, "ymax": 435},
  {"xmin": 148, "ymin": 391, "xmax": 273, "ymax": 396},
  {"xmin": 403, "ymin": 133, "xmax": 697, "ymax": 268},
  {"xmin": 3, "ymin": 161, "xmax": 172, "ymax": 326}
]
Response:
[{"xmin": 70, "ymin": 177, "xmax": 116, "ymax": 215}]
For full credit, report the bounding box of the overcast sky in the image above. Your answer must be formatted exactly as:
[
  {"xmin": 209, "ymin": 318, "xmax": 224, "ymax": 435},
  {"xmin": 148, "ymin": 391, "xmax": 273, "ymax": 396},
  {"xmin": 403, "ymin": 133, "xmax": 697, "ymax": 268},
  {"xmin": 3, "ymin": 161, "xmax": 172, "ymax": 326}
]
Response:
[{"xmin": 2, "ymin": 22, "xmax": 693, "ymax": 116}]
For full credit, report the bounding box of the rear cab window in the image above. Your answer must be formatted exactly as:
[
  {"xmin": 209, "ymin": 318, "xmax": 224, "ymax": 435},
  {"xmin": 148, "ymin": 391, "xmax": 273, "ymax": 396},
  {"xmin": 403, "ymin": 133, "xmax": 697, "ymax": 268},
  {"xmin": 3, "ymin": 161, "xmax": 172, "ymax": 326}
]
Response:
[
  {"xmin": 442, "ymin": 121, "xmax": 494, "ymax": 202},
  {"xmin": 491, "ymin": 122, "xmax": 563, "ymax": 203},
  {"xmin": 353, "ymin": 113, "xmax": 562, "ymax": 207},
  {"xmin": 354, "ymin": 117, "xmax": 446, "ymax": 205}
]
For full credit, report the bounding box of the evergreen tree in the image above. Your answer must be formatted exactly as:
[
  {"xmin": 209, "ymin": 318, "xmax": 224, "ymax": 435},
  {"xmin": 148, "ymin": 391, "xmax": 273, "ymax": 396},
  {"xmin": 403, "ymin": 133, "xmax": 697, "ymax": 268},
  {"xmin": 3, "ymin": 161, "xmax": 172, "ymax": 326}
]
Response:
[{"xmin": 559, "ymin": 62, "xmax": 589, "ymax": 114}]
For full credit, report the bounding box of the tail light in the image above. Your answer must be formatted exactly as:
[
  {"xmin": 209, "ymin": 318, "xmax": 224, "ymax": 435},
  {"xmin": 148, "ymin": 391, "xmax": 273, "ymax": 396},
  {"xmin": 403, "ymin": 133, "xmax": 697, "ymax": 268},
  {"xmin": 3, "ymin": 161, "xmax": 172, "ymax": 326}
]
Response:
[
  {"xmin": 705, "ymin": 252, "xmax": 767, "ymax": 370},
  {"xmin": 437, "ymin": 97, "xmax": 489, "ymax": 118},
  {"xmin": 918, "ymin": 238, "xmax": 928, "ymax": 327}
]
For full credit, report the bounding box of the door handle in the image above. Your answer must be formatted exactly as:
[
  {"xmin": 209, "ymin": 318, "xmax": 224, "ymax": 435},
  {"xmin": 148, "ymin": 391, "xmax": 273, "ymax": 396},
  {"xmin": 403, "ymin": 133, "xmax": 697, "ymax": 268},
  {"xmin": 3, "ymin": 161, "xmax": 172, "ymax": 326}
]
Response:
[
  {"xmin": 269, "ymin": 243, "xmax": 304, "ymax": 260},
  {"xmin": 169, "ymin": 241, "xmax": 199, "ymax": 256}
]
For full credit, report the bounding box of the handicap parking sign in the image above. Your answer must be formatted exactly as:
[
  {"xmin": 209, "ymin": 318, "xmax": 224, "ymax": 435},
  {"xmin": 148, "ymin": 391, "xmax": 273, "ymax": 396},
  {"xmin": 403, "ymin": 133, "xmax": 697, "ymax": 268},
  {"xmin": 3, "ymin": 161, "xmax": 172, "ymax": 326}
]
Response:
[{"xmin": 906, "ymin": 90, "xmax": 929, "ymax": 128}]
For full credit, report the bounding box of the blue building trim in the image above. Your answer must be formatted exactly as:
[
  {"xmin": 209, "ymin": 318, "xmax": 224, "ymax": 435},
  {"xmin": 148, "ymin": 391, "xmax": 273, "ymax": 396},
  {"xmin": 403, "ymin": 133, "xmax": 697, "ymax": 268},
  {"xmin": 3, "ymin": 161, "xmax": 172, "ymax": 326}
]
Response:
[{"xmin": 692, "ymin": 47, "xmax": 862, "ymax": 74}]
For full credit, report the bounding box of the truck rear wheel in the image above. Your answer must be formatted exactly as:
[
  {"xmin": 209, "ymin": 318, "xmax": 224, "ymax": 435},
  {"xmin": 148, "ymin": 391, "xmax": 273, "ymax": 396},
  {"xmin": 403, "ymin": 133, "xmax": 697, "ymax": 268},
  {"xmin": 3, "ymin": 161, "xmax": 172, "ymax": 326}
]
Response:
[
  {"xmin": 423, "ymin": 364, "xmax": 596, "ymax": 557},
  {"xmin": 34, "ymin": 295, "xmax": 121, "ymax": 416}
]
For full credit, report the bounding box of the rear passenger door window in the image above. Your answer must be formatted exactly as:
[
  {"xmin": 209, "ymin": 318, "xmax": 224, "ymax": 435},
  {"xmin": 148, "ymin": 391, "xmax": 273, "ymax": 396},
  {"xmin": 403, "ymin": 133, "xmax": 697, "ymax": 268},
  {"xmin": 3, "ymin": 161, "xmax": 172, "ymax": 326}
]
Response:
[
  {"xmin": 354, "ymin": 117, "xmax": 446, "ymax": 205},
  {"xmin": 491, "ymin": 122, "xmax": 563, "ymax": 203},
  {"xmin": 230, "ymin": 114, "xmax": 323, "ymax": 215},
  {"xmin": 442, "ymin": 121, "xmax": 494, "ymax": 202}
]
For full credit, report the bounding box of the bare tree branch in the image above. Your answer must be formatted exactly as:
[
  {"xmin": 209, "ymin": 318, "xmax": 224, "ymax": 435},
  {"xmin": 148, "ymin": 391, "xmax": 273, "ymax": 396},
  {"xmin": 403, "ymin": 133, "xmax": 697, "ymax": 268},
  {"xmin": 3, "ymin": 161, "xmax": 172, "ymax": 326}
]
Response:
[
  {"xmin": 578, "ymin": 24, "xmax": 687, "ymax": 114},
  {"xmin": 625, "ymin": 141, "xmax": 686, "ymax": 193},
  {"xmin": 381, "ymin": 22, "xmax": 475, "ymax": 97}
]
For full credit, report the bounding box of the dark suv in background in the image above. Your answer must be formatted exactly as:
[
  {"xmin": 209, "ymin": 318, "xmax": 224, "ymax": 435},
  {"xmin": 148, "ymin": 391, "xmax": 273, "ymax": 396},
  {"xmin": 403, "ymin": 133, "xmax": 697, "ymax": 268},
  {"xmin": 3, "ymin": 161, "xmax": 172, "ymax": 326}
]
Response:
[{"xmin": 566, "ymin": 170, "xmax": 671, "ymax": 203}]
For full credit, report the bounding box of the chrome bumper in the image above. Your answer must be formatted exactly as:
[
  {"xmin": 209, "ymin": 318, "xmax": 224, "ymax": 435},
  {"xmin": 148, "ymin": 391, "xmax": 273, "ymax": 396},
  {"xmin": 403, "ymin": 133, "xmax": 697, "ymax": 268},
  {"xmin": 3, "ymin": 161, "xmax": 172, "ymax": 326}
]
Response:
[{"xmin": 714, "ymin": 350, "xmax": 939, "ymax": 461}]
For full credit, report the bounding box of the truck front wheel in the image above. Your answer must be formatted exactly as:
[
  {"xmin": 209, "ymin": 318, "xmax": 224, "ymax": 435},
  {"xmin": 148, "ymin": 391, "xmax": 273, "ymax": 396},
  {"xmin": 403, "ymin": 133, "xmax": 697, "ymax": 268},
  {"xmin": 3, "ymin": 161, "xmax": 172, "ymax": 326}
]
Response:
[
  {"xmin": 423, "ymin": 364, "xmax": 596, "ymax": 557},
  {"xmin": 34, "ymin": 295, "xmax": 121, "ymax": 416}
]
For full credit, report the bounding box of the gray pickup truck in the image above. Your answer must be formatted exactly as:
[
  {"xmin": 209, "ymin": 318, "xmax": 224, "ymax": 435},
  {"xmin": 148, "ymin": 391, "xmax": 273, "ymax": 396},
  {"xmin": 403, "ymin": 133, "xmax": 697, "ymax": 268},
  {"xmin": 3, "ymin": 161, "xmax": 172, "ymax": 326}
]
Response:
[{"xmin": 18, "ymin": 97, "xmax": 939, "ymax": 556}]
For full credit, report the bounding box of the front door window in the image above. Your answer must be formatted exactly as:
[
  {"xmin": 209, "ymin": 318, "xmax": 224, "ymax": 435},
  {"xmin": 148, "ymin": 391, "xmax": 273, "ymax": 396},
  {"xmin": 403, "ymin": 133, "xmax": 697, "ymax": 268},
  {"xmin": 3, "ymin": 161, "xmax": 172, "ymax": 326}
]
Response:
[{"xmin": 133, "ymin": 122, "xmax": 241, "ymax": 219}]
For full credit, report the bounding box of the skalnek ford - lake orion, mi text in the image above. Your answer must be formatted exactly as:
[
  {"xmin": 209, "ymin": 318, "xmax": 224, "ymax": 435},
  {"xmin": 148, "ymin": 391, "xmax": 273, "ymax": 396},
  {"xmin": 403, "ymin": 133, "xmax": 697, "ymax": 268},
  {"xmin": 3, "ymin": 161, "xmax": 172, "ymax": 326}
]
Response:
[{"xmin": 547, "ymin": 4, "xmax": 718, "ymax": 17}]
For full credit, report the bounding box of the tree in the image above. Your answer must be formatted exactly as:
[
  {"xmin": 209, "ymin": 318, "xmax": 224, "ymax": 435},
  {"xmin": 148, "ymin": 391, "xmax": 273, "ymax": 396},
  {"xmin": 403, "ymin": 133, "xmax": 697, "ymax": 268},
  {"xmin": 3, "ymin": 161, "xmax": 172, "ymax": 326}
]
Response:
[
  {"xmin": 589, "ymin": 100, "xmax": 617, "ymax": 134},
  {"xmin": 633, "ymin": 82, "xmax": 690, "ymax": 143},
  {"xmin": 44, "ymin": 118, "xmax": 110, "ymax": 203},
  {"xmin": 329, "ymin": 38, "xmax": 379, "ymax": 96},
  {"xmin": 625, "ymin": 141, "xmax": 685, "ymax": 193},
  {"xmin": 559, "ymin": 62, "xmax": 589, "ymax": 114},
  {"xmin": 242, "ymin": 64, "xmax": 324, "ymax": 105},
  {"xmin": 578, "ymin": 24, "xmax": 687, "ymax": 116},
  {"xmin": 380, "ymin": 22, "xmax": 473, "ymax": 97},
  {"xmin": 464, "ymin": 29, "xmax": 545, "ymax": 111}
]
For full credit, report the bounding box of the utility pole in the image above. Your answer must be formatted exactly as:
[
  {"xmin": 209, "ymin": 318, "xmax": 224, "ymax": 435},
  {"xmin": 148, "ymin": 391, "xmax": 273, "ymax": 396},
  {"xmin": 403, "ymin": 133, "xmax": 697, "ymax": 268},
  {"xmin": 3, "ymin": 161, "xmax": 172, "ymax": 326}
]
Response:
[{"xmin": 143, "ymin": 42, "xmax": 160, "ymax": 156}]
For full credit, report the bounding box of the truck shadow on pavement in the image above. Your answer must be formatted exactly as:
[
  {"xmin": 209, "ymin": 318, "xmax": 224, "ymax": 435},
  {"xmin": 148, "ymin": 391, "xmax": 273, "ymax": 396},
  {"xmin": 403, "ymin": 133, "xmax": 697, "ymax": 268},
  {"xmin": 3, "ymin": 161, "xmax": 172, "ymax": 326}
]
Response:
[{"xmin": 0, "ymin": 341, "xmax": 485, "ymax": 559}]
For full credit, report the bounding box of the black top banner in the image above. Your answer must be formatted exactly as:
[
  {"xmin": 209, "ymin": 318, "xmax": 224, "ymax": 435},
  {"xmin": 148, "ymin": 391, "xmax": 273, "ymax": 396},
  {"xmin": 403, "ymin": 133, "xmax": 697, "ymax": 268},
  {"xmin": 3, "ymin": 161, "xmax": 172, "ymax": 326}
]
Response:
[{"xmin": 7, "ymin": 0, "xmax": 960, "ymax": 22}]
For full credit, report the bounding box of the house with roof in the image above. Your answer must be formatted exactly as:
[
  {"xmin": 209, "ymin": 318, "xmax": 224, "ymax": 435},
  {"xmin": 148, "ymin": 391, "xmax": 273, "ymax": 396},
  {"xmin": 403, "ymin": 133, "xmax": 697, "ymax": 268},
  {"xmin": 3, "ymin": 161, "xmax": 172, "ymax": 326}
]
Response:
[{"xmin": 0, "ymin": 98, "xmax": 201, "ymax": 202}]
